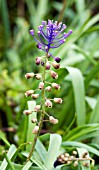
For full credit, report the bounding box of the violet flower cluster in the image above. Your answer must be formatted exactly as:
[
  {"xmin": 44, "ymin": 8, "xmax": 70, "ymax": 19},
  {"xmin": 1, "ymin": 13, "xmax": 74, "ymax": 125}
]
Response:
[
  {"xmin": 30, "ymin": 20, "xmax": 72, "ymax": 63},
  {"xmin": 23, "ymin": 20, "xmax": 72, "ymax": 144}
]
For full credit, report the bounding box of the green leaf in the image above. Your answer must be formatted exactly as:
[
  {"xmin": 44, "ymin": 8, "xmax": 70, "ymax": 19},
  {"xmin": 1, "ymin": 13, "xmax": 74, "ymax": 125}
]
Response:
[
  {"xmin": 89, "ymin": 97, "xmax": 99, "ymax": 123},
  {"xmin": 22, "ymin": 161, "xmax": 33, "ymax": 170},
  {"xmin": 8, "ymin": 163, "xmax": 41, "ymax": 170},
  {"xmin": 85, "ymin": 62, "xmax": 99, "ymax": 89},
  {"xmin": 21, "ymin": 151, "xmax": 47, "ymax": 170},
  {"xmin": 26, "ymin": 101, "xmax": 36, "ymax": 151},
  {"xmin": 0, "ymin": 144, "xmax": 17, "ymax": 170},
  {"xmin": 35, "ymin": 139, "xmax": 47, "ymax": 162},
  {"xmin": 1, "ymin": 0, "xmax": 11, "ymax": 46},
  {"xmin": 62, "ymin": 141, "xmax": 99, "ymax": 156},
  {"xmin": 64, "ymin": 66, "xmax": 86, "ymax": 125},
  {"xmin": 85, "ymin": 96, "xmax": 97, "ymax": 110},
  {"xmin": 63, "ymin": 124, "xmax": 99, "ymax": 141},
  {"xmin": 0, "ymin": 131, "xmax": 10, "ymax": 147},
  {"xmin": 44, "ymin": 134, "xmax": 62, "ymax": 170},
  {"xmin": 39, "ymin": 133, "xmax": 50, "ymax": 143}
]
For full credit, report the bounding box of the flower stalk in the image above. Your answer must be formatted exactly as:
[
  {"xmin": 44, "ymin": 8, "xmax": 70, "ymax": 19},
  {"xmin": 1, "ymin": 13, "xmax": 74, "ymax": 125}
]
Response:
[
  {"xmin": 26, "ymin": 56, "xmax": 47, "ymax": 162},
  {"xmin": 24, "ymin": 20, "xmax": 72, "ymax": 162}
]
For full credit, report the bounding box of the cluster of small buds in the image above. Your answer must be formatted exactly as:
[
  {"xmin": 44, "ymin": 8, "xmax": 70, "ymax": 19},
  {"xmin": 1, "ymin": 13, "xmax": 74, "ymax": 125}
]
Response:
[
  {"xmin": 54, "ymin": 151, "xmax": 78, "ymax": 167},
  {"xmin": 54, "ymin": 150, "xmax": 93, "ymax": 168}
]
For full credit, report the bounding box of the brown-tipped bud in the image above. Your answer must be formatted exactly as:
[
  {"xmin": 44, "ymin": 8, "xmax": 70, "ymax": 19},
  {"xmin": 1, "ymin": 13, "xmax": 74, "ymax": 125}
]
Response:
[
  {"xmin": 51, "ymin": 83, "xmax": 60, "ymax": 90},
  {"xmin": 25, "ymin": 90, "xmax": 34, "ymax": 97},
  {"xmin": 82, "ymin": 152, "xmax": 88, "ymax": 158},
  {"xmin": 36, "ymin": 74, "xmax": 42, "ymax": 80},
  {"xmin": 34, "ymin": 105, "xmax": 41, "ymax": 112},
  {"xmin": 32, "ymin": 126, "xmax": 39, "ymax": 134},
  {"xmin": 23, "ymin": 110, "xmax": 32, "ymax": 115},
  {"xmin": 36, "ymin": 57, "xmax": 41, "ymax": 65},
  {"xmin": 45, "ymin": 62, "xmax": 51, "ymax": 70},
  {"xmin": 31, "ymin": 94, "xmax": 39, "ymax": 99},
  {"xmin": 72, "ymin": 151, "xmax": 77, "ymax": 155},
  {"xmin": 49, "ymin": 116, "xmax": 58, "ymax": 124},
  {"xmin": 45, "ymin": 86, "xmax": 52, "ymax": 92},
  {"xmin": 31, "ymin": 118, "xmax": 37, "ymax": 123},
  {"xmin": 50, "ymin": 71, "xmax": 58, "ymax": 79},
  {"xmin": 54, "ymin": 98, "xmax": 63, "ymax": 104},
  {"xmin": 39, "ymin": 82, "xmax": 44, "ymax": 90},
  {"xmin": 52, "ymin": 62, "xmax": 60, "ymax": 69},
  {"xmin": 25, "ymin": 73, "xmax": 34, "ymax": 79},
  {"xmin": 45, "ymin": 99, "xmax": 52, "ymax": 108},
  {"xmin": 73, "ymin": 161, "xmax": 78, "ymax": 167}
]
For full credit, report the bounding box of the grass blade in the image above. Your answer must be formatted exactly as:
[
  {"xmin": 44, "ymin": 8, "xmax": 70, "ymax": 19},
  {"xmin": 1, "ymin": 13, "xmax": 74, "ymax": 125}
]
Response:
[
  {"xmin": 0, "ymin": 131, "xmax": 10, "ymax": 147},
  {"xmin": 0, "ymin": 145, "xmax": 17, "ymax": 170},
  {"xmin": 1, "ymin": 0, "xmax": 11, "ymax": 46},
  {"xmin": 2, "ymin": 152, "xmax": 15, "ymax": 170},
  {"xmin": 22, "ymin": 161, "xmax": 33, "ymax": 170},
  {"xmin": 65, "ymin": 66, "xmax": 86, "ymax": 125}
]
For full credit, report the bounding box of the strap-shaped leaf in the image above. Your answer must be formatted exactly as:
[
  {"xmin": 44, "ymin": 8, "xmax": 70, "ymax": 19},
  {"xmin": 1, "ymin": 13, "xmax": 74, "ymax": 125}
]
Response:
[
  {"xmin": 44, "ymin": 134, "xmax": 62, "ymax": 170},
  {"xmin": 65, "ymin": 66, "xmax": 86, "ymax": 125}
]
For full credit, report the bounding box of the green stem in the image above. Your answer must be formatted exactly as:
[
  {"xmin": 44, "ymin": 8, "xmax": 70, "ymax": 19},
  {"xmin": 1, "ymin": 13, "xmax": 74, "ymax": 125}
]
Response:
[{"xmin": 26, "ymin": 56, "xmax": 47, "ymax": 162}]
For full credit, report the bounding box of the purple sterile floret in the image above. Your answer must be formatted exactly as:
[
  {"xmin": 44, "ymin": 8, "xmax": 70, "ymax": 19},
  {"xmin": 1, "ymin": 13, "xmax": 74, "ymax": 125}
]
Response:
[
  {"xmin": 54, "ymin": 57, "xmax": 61, "ymax": 63},
  {"xmin": 30, "ymin": 20, "xmax": 72, "ymax": 61},
  {"xmin": 30, "ymin": 29, "xmax": 34, "ymax": 36}
]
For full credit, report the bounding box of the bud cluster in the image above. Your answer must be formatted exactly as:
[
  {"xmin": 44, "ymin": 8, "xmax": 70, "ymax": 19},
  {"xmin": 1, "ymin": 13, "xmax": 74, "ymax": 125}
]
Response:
[
  {"xmin": 54, "ymin": 150, "xmax": 92, "ymax": 168},
  {"xmin": 56, "ymin": 151, "xmax": 78, "ymax": 166},
  {"xmin": 23, "ymin": 54, "xmax": 63, "ymax": 134}
]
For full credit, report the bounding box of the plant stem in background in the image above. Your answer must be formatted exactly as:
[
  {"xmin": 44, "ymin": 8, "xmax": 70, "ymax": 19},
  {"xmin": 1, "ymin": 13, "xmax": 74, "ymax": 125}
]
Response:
[{"xmin": 58, "ymin": 0, "xmax": 67, "ymax": 24}]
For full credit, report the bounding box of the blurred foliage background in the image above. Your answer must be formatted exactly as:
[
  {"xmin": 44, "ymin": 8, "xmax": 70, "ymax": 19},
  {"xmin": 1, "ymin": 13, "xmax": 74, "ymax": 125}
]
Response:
[{"xmin": 0, "ymin": 0, "xmax": 99, "ymax": 169}]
